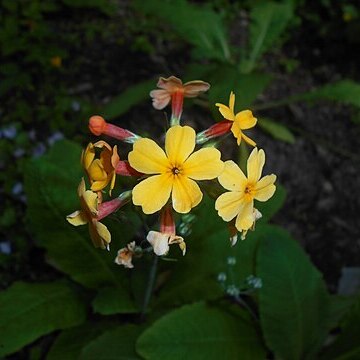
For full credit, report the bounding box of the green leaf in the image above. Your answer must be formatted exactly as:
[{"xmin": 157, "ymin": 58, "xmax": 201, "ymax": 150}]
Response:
[
  {"xmin": 24, "ymin": 140, "xmax": 137, "ymax": 296},
  {"xmin": 92, "ymin": 286, "xmax": 138, "ymax": 315},
  {"xmin": 47, "ymin": 321, "xmax": 117, "ymax": 360},
  {"xmin": 154, "ymin": 197, "xmax": 273, "ymax": 308},
  {"xmin": 102, "ymin": 79, "xmax": 156, "ymax": 119},
  {"xmin": 257, "ymin": 226, "xmax": 331, "ymax": 360},
  {"xmin": 137, "ymin": 0, "xmax": 230, "ymax": 62},
  {"xmin": 296, "ymin": 80, "xmax": 360, "ymax": 108},
  {"xmin": 0, "ymin": 281, "xmax": 86, "ymax": 357},
  {"xmin": 320, "ymin": 297, "xmax": 360, "ymax": 360},
  {"xmin": 80, "ymin": 325, "xmax": 142, "ymax": 360},
  {"xmin": 137, "ymin": 302, "xmax": 266, "ymax": 360},
  {"xmin": 258, "ymin": 117, "xmax": 296, "ymax": 143},
  {"xmin": 208, "ymin": 66, "xmax": 272, "ymax": 111},
  {"xmin": 242, "ymin": 1, "xmax": 294, "ymax": 72}
]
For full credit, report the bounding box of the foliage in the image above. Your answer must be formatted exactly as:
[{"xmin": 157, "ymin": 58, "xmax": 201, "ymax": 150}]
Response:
[
  {"xmin": 1, "ymin": 139, "xmax": 350, "ymax": 357},
  {"xmin": 2, "ymin": 0, "xmax": 360, "ymax": 358}
]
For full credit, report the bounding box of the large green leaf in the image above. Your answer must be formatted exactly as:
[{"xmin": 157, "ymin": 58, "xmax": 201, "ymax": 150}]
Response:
[
  {"xmin": 80, "ymin": 325, "xmax": 143, "ymax": 360},
  {"xmin": 92, "ymin": 286, "xmax": 138, "ymax": 315},
  {"xmin": 258, "ymin": 117, "xmax": 296, "ymax": 144},
  {"xmin": 294, "ymin": 80, "xmax": 360, "ymax": 108},
  {"xmin": 320, "ymin": 297, "xmax": 360, "ymax": 360},
  {"xmin": 47, "ymin": 321, "xmax": 117, "ymax": 360},
  {"xmin": 137, "ymin": 0, "xmax": 230, "ymax": 62},
  {"xmin": 24, "ymin": 140, "xmax": 137, "ymax": 298},
  {"xmin": 102, "ymin": 79, "xmax": 156, "ymax": 119},
  {"xmin": 242, "ymin": 0, "xmax": 294, "ymax": 72},
  {"xmin": 154, "ymin": 196, "xmax": 280, "ymax": 308},
  {"xmin": 257, "ymin": 226, "xmax": 331, "ymax": 360},
  {"xmin": 137, "ymin": 302, "xmax": 266, "ymax": 360},
  {"xmin": 208, "ymin": 66, "xmax": 272, "ymax": 112},
  {"xmin": 0, "ymin": 281, "xmax": 86, "ymax": 357}
]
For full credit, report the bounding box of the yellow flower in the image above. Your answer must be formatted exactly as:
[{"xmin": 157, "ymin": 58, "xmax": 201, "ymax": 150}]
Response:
[
  {"xmin": 128, "ymin": 125, "xmax": 224, "ymax": 214},
  {"xmin": 216, "ymin": 91, "xmax": 257, "ymax": 146},
  {"xmin": 66, "ymin": 178, "xmax": 111, "ymax": 249},
  {"xmin": 146, "ymin": 231, "xmax": 186, "ymax": 256},
  {"xmin": 215, "ymin": 148, "xmax": 276, "ymax": 236},
  {"xmin": 82, "ymin": 141, "xmax": 119, "ymax": 195}
]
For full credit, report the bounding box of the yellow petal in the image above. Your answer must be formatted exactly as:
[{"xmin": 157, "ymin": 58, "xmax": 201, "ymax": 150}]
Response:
[
  {"xmin": 218, "ymin": 160, "xmax": 247, "ymax": 191},
  {"xmin": 89, "ymin": 220, "xmax": 111, "ymax": 249},
  {"xmin": 78, "ymin": 178, "xmax": 86, "ymax": 197},
  {"xmin": 247, "ymin": 148, "xmax": 265, "ymax": 183},
  {"xmin": 109, "ymin": 172, "xmax": 116, "ymax": 196},
  {"xmin": 235, "ymin": 201, "xmax": 254, "ymax": 231},
  {"xmin": 82, "ymin": 190, "xmax": 98, "ymax": 215},
  {"xmin": 66, "ymin": 210, "xmax": 88, "ymax": 226},
  {"xmin": 165, "ymin": 125, "xmax": 195, "ymax": 166},
  {"xmin": 88, "ymin": 159, "xmax": 107, "ymax": 181},
  {"xmin": 183, "ymin": 147, "xmax": 224, "ymax": 180},
  {"xmin": 132, "ymin": 174, "xmax": 172, "ymax": 214},
  {"xmin": 235, "ymin": 110, "xmax": 257, "ymax": 130},
  {"xmin": 172, "ymin": 175, "xmax": 202, "ymax": 213},
  {"xmin": 81, "ymin": 143, "xmax": 95, "ymax": 170},
  {"xmin": 215, "ymin": 191, "xmax": 243, "ymax": 221},
  {"xmin": 229, "ymin": 91, "xmax": 235, "ymax": 113},
  {"xmin": 242, "ymin": 132, "xmax": 257, "ymax": 147},
  {"xmin": 230, "ymin": 120, "xmax": 243, "ymax": 145},
  {"xmin": 128, "ymin": 138, "xmax": 168, "ymax": 174},
  {"xmin": 255, "ymin": 174, "xmax": 276, "ymax": 201},
  {"xmin": 216, "ymin": 104, "xmax": 235, "ymax": 121},
  {"xmin": 91, "ymin": 179, "xmax": 109, "ymax": 192}
]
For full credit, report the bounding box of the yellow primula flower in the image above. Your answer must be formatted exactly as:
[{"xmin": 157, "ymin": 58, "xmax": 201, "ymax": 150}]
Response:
[
  {"xmin": 147, "ymin": 231, "xmax": 186, "ymax": 256},
  {"xmin": 82, "ymin": 141, "xmax": 119, "ymax": 195},
  {"xmin": 216, "ymin": 91, "xmax": 257, "ymax": 146},
  {"xmin": 128, "ymin": 125, "xmax": 224, "ymax": 214},
  {"xmin": 66, "ymin": 178, "xmax": 111, "ymax": 249},
  {"xmin": 215, "ymin": 148, "xmax": 276, "ymax": 236}
]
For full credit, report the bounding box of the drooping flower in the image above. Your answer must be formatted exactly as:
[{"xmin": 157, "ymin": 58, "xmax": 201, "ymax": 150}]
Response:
[
  {"xmin": 128, "ymin": 125, "xmax": 224, "ymax": 214},
  {"xmin": 216, "ymin": 91, "xmax": 257, "ymax": 146},
  {"xmin": 150, "ymin": 76, "xmax": 210, "ymax": 124},
  {"xmin": 115, "ymin": 241, "xmax": 137, "ymax": 268},
  {"xmin": 82, "ymin": 141, "xmax": 119, "ymax": 195},
  {"xmin": 215, "ymin": 148, "xmax": 276, "ymax": 238},
  {"xmin": 89, "ymin": 115, "xmax": 140, "ymax": 143},
  {"xmin": 147, "ymin": 231, "xmax": 186, "ymax": 256},
  {"xmin": 66, "ymin": 179, "xmax": 131, "ymax": 249}
]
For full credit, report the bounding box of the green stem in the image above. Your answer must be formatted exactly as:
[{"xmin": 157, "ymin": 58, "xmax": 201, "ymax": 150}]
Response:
[
  {"xmin": 141, "ymin": 254, "xmax": 158, "ymax": 319},
  {"xmin": 234, "ymin": 294, "xmax": 259, "ymax": 323}
]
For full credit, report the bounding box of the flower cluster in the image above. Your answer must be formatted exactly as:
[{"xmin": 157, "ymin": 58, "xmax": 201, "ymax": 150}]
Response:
[{"xmin": 67, "ymin": 76, "xmax": 276, "ymax": 268}]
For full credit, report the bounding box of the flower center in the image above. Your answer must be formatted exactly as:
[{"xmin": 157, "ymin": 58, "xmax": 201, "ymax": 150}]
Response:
[
  {"xmin": 244, "ymin": 184, "xmax": 256, "ymax": 201},
  {"xmin": 172, "ymin": 167, "xmax": 180, "ymax": 175}
]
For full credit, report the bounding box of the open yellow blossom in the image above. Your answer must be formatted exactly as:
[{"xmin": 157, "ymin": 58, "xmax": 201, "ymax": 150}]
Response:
[
  {"xmin": 82, "ymin": 141, "xmax": 119, "ymax": 195},
  {"xmin": 215, "ymin": 148, "xmax": 276, "ymax": 236},
  {"xmin": 216, "ymin": 91, "xmax": 257, "ymax": 146},
  {"xmin": 128, "ymin": 125, "xmax": 224, "ymax": 214},
  {"xmin": 66, "ymin": 178, "xmax": 111, "ymax": 249}
]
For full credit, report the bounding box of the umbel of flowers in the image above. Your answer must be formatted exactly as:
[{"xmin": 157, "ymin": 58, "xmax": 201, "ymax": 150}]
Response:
[{"xmin": 67, "ymin": 76, "xmax": 276, "ymax": 268}]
